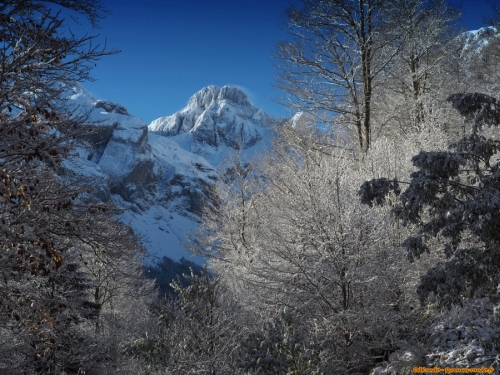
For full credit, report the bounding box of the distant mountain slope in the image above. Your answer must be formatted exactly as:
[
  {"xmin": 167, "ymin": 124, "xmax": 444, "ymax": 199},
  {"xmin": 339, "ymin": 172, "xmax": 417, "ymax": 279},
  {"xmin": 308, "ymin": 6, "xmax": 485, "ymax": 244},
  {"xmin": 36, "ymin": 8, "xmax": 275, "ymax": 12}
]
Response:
[{"xmin": 62, "ymin": 83, "xmax": 276, "ymax": 262}]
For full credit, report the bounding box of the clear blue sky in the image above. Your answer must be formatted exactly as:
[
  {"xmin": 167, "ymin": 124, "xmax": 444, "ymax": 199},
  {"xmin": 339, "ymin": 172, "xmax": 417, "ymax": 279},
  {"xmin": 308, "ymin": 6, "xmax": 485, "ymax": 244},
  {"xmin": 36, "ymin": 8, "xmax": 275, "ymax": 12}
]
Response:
[{"xmin": 77, "ymin": 0, "xmax": 492, "ymax": 124}]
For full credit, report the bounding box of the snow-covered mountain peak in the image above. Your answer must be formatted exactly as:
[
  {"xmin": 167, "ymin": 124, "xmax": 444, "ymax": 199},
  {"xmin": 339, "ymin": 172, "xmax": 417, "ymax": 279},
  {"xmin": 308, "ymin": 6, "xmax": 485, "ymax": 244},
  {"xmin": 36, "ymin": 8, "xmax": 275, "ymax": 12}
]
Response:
[
  {"xmin": 465, "ymin": 26, "xmax": 498, "ymax": 39},
  {"xmin": 62, "ymin": 83, "xmax": 278, "ymax": 262},
  {"xmin": 459, "ymin": 26, "xmax": 499, "ymax": 54},
  {"xmin": 186, "ymin": 85, "xmax": 253, "ymax": 110},
  {"xmin": 148, "ymin": 85, "xmax": 276, "ymax": 156}
]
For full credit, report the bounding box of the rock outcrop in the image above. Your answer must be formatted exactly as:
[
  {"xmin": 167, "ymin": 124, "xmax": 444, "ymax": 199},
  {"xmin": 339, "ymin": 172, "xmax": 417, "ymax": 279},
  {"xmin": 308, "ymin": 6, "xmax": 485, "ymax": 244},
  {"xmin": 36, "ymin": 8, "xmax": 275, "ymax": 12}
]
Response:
[{"xmin": 64, "ymin": 83, "xmax": 160, "ymax": 206}]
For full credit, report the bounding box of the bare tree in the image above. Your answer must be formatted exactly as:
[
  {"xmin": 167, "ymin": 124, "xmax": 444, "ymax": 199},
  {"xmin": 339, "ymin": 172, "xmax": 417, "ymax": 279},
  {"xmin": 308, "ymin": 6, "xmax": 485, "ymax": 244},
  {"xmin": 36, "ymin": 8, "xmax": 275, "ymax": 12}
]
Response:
[
  {"xmin": 275, "ymin": 0, "xmax": 401, "ymax": 151},
  {"xmin": 374, "ymin": 0, "xmax": 459, "ymax": 135}
]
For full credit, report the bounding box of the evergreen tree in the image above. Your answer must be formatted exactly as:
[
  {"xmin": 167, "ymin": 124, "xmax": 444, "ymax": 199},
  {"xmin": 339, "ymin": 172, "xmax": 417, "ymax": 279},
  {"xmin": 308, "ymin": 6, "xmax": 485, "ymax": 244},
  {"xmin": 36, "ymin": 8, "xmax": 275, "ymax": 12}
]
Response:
[{"xmin": 360, "ymin": 92, "xmax": 500, "ymax": 309}]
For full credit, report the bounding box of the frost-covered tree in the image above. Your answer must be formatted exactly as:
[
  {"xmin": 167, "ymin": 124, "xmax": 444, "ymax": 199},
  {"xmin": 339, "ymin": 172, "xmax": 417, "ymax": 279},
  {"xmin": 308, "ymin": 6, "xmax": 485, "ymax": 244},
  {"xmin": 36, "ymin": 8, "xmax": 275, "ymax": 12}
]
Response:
[
  {"xmin": 132, "ymin": 269, "xmax": 244, "ymax": 375},
  {"xmin": 240, "ymin": 309, "xmax": 329, "ymax": 375},
  {"xmin": 1, "ymin": 208, "xmax": 155, "ymax": 374},
  {"xmin": 274, "ymin": 0, "xmax": 468, "ymax": 149},
  {"xmin": 75, "ymin": 212, "xmax": 157, "ymax": 374},
  {"xmin": 194, "ymin": 123, "xmax": 417, "ymax": 373},
  {"xmin": 360, "ymin": 92, "xmax": 500, "ymax": 309},
  {"xmin": 374, "ymin": 0, "xmax": 459, "ymax": 135},
  {"xmin": 275, "ymin": 0, "xmax": 403, "ymax": 151}
]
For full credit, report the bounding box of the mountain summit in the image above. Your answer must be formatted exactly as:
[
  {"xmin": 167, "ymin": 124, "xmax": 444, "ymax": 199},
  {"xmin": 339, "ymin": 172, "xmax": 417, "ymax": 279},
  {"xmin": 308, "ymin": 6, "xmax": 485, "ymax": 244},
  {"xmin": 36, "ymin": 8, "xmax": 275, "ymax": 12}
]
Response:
[
  {"xmin": 149, "ymin": 85, "xmax": 274, "ymax": 155},
  {"xmin": 186, "ymin": 85, "xmax": 253, "ymax": 110}
]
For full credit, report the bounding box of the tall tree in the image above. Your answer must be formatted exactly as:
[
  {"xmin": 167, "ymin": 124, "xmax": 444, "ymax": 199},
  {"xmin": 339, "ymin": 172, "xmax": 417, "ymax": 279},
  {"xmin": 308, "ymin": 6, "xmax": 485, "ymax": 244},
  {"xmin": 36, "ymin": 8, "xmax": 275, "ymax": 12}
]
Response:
[
  {"xmin": 374, "ymin": 0, "xmax": 459, "ymax": 134},
  {"xmin": 195, "ymin": 124, "xmax": 415, "ymax": 372},
  {"xmin": 275, "ymin": 0, "xmax": 399, "ymax": 151}
]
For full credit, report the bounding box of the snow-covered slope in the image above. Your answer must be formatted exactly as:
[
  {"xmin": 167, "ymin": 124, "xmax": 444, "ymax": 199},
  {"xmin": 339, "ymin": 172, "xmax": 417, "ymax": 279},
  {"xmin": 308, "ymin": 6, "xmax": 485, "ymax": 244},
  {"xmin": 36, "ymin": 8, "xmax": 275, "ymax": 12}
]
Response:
[
  {"xmin": 62, "ymin": 83, "xmax": 276, "ymax": 262},
  {"xmin": 116, "ymin": 133, "xmax": 218, "ymax": 262}
]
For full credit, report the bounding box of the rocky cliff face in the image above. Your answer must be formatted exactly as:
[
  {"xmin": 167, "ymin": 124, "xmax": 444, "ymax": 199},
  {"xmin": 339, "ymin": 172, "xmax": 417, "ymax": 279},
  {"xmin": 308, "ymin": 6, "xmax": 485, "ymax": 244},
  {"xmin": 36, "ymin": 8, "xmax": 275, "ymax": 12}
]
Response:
[
  {"xmin": 63, "ymin": 83, "xmax": 161, "ymax": 210},
  {"xmin": 63, "ymin": 84, "xmax": 275, "ymax": 261}
]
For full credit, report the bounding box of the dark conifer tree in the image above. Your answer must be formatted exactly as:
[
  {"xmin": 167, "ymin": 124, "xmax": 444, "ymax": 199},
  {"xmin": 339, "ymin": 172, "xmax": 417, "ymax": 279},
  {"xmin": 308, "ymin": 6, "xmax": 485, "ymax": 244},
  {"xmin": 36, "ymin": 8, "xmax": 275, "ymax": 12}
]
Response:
[{"xmin": 360, "ymin": 92, "xmax": 500, "ymax": 309}]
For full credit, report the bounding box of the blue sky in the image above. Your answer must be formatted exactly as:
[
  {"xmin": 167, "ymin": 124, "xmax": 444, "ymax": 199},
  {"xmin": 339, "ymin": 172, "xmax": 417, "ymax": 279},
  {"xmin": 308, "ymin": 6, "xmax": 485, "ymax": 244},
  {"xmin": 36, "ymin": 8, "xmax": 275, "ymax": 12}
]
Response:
[{"xmin": 78, "ymin": 0, "xmax": 492, "ymax": 124}]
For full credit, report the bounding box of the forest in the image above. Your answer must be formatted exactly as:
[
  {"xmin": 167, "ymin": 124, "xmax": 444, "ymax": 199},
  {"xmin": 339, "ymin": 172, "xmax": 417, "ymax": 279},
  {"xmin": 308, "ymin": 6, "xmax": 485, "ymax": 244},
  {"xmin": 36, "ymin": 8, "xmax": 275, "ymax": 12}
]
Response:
[{"xmin": 1, "ymin": 0, "xmax": 500, "ymax": 374}]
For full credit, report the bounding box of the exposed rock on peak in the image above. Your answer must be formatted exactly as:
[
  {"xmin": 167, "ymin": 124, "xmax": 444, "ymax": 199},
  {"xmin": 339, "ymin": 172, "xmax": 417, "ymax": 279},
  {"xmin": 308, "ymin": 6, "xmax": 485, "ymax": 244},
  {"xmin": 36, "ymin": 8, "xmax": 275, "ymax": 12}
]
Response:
[
  {"xmin": 219, "ymin": 85, "xmax": 253, "ymax": 106},
  {"xmin": 186, "ymin": 85, "xmax": 253, "ymax": 110},
  {"xmin": 60, "ymin": 81, "xmax": 159, "ymax": 209},
  {"xmin": 94, "ymin": 100, "xmax": 130, "ymax": 116},
  {"xmin": 187, "ymin": 86, "xmax": 256, "ymax": 110}
]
